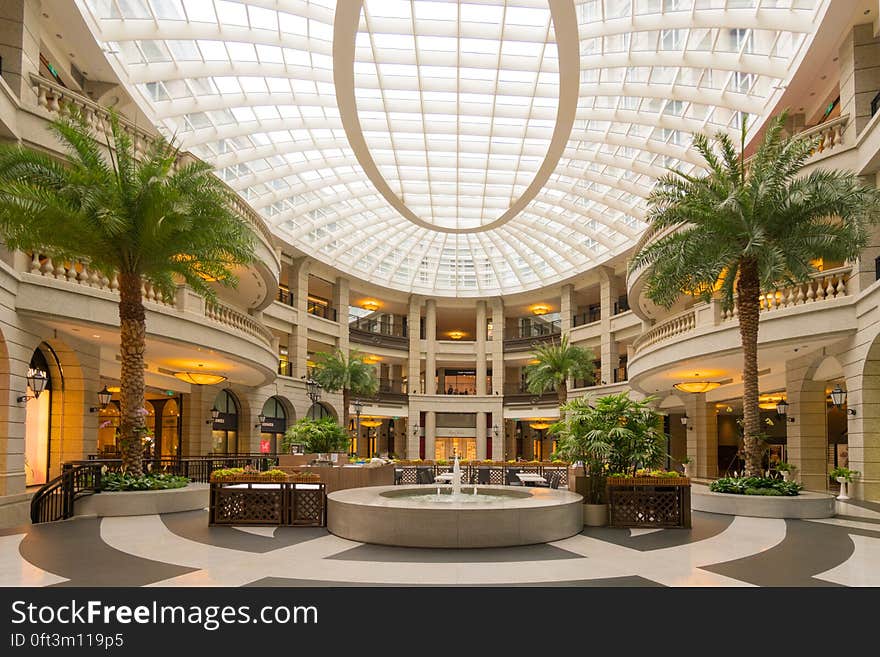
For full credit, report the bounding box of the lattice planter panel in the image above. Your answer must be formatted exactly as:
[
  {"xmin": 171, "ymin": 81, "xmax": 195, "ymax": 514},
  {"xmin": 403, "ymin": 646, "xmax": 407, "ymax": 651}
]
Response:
[
  {"xmin": 607, "ymin": 480, "xmax": 691, "ymax": 529},
  {"xmin": 209, "ymin": 483, "xmax": 326, "ymax": 527}
]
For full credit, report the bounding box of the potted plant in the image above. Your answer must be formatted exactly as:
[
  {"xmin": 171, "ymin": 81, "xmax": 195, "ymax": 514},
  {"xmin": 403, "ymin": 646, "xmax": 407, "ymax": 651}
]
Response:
[
  {"xmin": 681, "ymin": 455, "xmax": 693, "ymax": 478},
  {"xmin": 281, "ymin": 417, "xmax": 351, "ymax": 462},
  {"xmin": 551, "ymin": 397, "xmax": 613, "ymax": 526},
  {"xmin": 830, "ymin": 466, "xmax": 860, "ymax": 501},
  {"xmin": 775, "ymin": 462, "xmax": 795, "ymax": 482}
]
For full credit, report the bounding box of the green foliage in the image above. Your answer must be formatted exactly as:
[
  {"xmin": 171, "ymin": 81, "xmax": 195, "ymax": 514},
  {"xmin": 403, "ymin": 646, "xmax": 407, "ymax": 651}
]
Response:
[
  {"xmin": 774, "ymin": 461, "xmax": 793, "ymax": 472},
  {"xmin": 629, "ymin": 112, "xmax": 880, "ymax": 313},
  {"xmin": 281, "ymin": 417, "xmax": 350, "ymax": 454},
  {"xmin": 0, "ymin": 110, "xmax": 257, "ymax": 302},
  {"xmin": 551, "ymin": 392, "xmax": 667, "ymax": 502},
  {"xmin": 101, "ymin": 472, "xmax": 189, "ymax": 491},
  {"xmin": 310, "ymin": 348, "xmax": 378, "ymax": 396},
  {"xmin": 525, "ymin": 335, "xmax": 594, "ymax": 397},
  {"xmin": 830, "ymin": 466, "xmax": 859, "ymax": 482},
  {"xmin": 710, "ymin": 476, "xmax": 802, "ymax": 496}
]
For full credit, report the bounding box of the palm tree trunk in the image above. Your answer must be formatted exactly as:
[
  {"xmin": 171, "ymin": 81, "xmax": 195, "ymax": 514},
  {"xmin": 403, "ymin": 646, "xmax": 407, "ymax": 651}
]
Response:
[
  {"xmin": 737, "ymin": 258, "xmax": 763, "ymax": 476},
  {"xmin": 118, "ymin": 272, "xmax": 146, "ymax": 477},
  {"xmin": 557, "ymin": 382, "xmax": 568, "ymax": 410}
]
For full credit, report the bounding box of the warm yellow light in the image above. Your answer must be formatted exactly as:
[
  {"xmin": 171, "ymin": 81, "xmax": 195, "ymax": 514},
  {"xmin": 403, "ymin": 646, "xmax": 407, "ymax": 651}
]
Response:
[
  {"xmin": 106, "ymin": 386, "xmax": 121, "ymax": 393},
  {"xmin": 528, "ymin": 359, "xmax": 540, "ymax": 365},
  {"xmin": 360, "ymin": 417, "xmax": 383, "ymax": 428},
  {"xmin": 529, "ymin": 303, "xmax": 551, "ymax": 316},
  {"xmin": 173, "ymin": 372, "xmax": 227, "ymax": 385},
  {"xmin": 529, "ymin": 419, "xmax": 551, "ymax": 430},
  {"xmin": 448, "ymin": 330, "xmax": 465, "ymax": 340},
  {"xmin": 758, "ymin": 393, "xmax": 785, "ymax": 410},
  {"xmin": 361, "ymin": 299, "xmax": 381, "ymax": 312},
  {"xmin": 673, "ymin": 381, "xmax": 722, "ymax": 394},
  {"xmin": 363, "ymin": 355, "xmax": 381, "ymax": 365}
]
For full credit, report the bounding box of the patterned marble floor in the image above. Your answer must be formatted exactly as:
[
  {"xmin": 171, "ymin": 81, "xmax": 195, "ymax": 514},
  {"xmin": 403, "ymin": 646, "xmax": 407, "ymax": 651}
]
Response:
[{"xmin": 2, "ymin": 502, "xmax": 880, "ymax": 587}]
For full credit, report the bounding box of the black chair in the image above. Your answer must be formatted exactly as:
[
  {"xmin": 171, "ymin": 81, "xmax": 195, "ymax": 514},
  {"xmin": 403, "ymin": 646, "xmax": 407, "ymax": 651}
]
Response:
[
  {"xmin": 505, "ymin": 468, "xmax": 523, "ymax": 486},
  {"xmin": 548, "ymin": 472, "xmax": 561, "ymax": 489},
  {"xmin": 394, "ymin": 468, "xmax": 403, "ymax": 485},
  {"xmin": 477, "ymin": 467, "xmax": 491, "ymax": 485},
  {"xmin": 416, "ymin": 467, "xmax": 435, "ymax": 485}
]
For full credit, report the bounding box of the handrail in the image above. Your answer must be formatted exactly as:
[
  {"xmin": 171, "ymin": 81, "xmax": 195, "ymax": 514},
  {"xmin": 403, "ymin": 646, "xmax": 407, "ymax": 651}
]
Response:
[
  {"xmin": 632, "ymin": 308, "xmax": 697, "ymax": 354},
  {"xmin": 30, "ymin": 455, "xmax": 275, "ymax": 523},
  {"xmin": 205, "ymin": 301, "xmax": 274, "ymax": 346}
]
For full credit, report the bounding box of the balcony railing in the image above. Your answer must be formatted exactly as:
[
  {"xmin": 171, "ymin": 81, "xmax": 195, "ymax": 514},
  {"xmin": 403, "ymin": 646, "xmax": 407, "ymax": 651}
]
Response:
[
  {"xmin": 573, "ymin": 311, "xmax": 600, "ymax": 327},
  {"xmin": 632, "ymin": 265, "xmax": 853, "ymax": 357},
  {"xmin": 277, "ymin": 287, "xmax": 294, "ymax": 306},
  {"xmin": 307, "ymin": 303, "xmax": 337, "ymax": 321},
  {"xmin": 29, "ymin": 74, "xmax": 278, "ymax": 265},
  {"xmin": 348, "ymin": 314, "xmax": 407, "ymax": 337}
]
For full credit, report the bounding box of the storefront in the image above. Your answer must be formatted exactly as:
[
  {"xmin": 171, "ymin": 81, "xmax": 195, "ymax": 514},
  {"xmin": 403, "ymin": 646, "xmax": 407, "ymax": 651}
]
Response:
[{"xmin": 259, "ymin": 396, "xmax": 288, "ymax": 454}]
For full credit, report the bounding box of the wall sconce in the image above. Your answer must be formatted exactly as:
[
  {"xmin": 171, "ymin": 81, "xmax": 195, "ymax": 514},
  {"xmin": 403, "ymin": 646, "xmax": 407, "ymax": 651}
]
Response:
[
  {"xmin": 830, "ymin": 385, "xmax": 856, "ymax": 415},
  {"xmin": 412, "ymin": 423, "xmax": 421, "ymax": 436},
  {"xmin": 206, "ymin": 407, "xmax": 221, "ymax": 425},
  {"xmin": 17, "ymin": 368, "xmax": 48, "ymax": 403},
  {"xmin": 89, "ymin": 385, "xmax": 113, "ymax": 412},
  {"xmin": 775, "ymin": 400, "xmax": 796, "ymax": 423},
  {"xmin": 680, "ymin": 415, "xmax": 692, "ymax": 431},
  {"xmin": 255, "ymin": 413, "xmax": 266, "ymax": 428}
]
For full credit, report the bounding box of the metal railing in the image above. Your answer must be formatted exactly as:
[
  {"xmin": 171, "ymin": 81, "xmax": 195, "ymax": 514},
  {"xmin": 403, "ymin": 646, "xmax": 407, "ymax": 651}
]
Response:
[
  {"xmin": 394, "ymin": 464, "xmax": 569, "ymax": 487},
  {"xmin": 511, "ymin": 320, "xmax": 562, "ymax": 339},
  {"xmin": 31, "ymin": 455, "xmax": 274, "ymax": 523},
  {"xmin": 307, "ymin": 303, "xmax": 337, "ymax": 321},
  {"xmin": 277, "ymin": 287, "xmax": 294, "ymax": 306},
  {"xmin": 348, "ymin": 314, "xmax": 407, "ymax": 337}
]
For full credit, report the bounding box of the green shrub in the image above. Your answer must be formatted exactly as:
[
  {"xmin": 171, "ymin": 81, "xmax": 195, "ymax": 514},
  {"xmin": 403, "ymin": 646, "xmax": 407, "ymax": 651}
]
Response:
[
  {"xmin": 101, "ymin": 472, "xmax": 189, "ymax": 492},
  {"xmin": 710, "ymin": 476, "xmax": 801, "ymax": 496}
]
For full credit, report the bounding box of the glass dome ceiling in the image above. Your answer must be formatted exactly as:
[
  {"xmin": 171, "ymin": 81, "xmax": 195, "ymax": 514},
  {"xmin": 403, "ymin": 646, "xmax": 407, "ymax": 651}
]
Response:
[{"xmin": 77, "ymin": 0, "xmax": 825, "ymax": 296}]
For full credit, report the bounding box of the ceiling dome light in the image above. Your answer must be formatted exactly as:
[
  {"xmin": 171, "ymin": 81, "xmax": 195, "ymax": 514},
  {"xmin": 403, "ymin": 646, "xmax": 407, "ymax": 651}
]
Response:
[
  {"xmin": 447, "ymin": 330, "xmax": 465, "ymax": 340},
  {"xmin": 360, "ymin": 417, "xmax": 383, "ymax": 428},
  {"xmin": 361, "ymin": 299, "xmax": 381, "ymax": 312},
  {"xmin": 528, "ymin": 420, "xmax": 551, "ymax": 430},
  {"xmin": 173, "ymin": 372, "xmax": 227, "ymax": 386},
  {"xmin": 673, "ymin": 381, "xmax": 722, "ymax": 394},
  {"xmin": 529, "ymin": 304, "xmax": 551, "ymax": 316}
]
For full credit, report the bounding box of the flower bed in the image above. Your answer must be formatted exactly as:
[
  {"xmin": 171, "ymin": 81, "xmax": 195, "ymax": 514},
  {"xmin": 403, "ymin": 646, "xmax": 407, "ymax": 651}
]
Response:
[
  {"xmin": 100, "ymin": 472, "xmax": 190, "ymax": 492},
  {"xmin": 209, "ymin": 467, "xmax": 288, "ymax": 483},
  {"xmin": 709, "ymin": 476, "xmax": 802, "ymax": 497}
]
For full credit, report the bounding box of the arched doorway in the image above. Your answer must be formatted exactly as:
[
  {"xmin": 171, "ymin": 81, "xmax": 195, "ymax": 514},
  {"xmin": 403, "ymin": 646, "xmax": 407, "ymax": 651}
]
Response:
[
  {"xmin": 211, "ymin": 390, "xmax": 240, "ymax": 454},
  {"xmin": 24, "ymin": 347, "xmax": 54, "ymax": 486},
  {"xmin": 307, "ymin": 402, "xmax": 333, "ymax": 420},
  {"xmin": 159, "ymin": 398, "xmax": 181, "ymax": 458},
  {"xmin": 260, "ymin": 396, "xmax": 288, "ymax": 454}
]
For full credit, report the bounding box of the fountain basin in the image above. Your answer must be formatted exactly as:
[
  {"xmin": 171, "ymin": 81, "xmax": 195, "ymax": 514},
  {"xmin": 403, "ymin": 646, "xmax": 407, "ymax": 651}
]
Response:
[{"xmin": 327, "ymin": 485, "xmax": 583, "ymax": 548}]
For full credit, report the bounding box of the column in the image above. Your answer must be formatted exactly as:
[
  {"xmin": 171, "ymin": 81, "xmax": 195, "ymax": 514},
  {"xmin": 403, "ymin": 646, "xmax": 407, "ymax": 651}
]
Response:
[
  {"xmin": 333, "ymin": 276, "xmax": 350, "ymax": 354},
  {"xmin": 491, "ymin": 412, "xmax": 503, "ymax": 461},
  {"xmin": 0, "ymin": 0, "xmax": 40, "ymax": 101},
  {"xmin": 684, "ymin": 393, "xmax": 718, "ymax": 478},
  {"xmin": 560, "ymin": 284, "xmax": 574, "ymax": 391},
  {"xmin": 598, "ymin": 267, "xmax": 617, "ymax": 386},
  {"xmin": 839, "ymin": 23, "xmax": 880, "ymax": 142},
  {"xmin": 476, "ymin": 411, "xmax": 487, "ymax": 460},
  {"xmin": 476, "ymin": 300, "xmax": 487, "ymax": 395},
  {"xmin": 786, "ymin": 360, "xmax": 830, "ymax": 492},
  {"xmin": 491, "ymin": 298, "xmax": 504, "ymax": 395},
  {"xmin": 425, "ymin": 299, "xmax": 437, "ymax": 394},
  {"xmin": 407, "ymin": 295, "xmax": 421, "ymax": 394},
  {"xmin": 425, "ymin": 410, "xmax": 436, "ymax": 461},
  {"xmin": 290, "ymin": 258, "xmax": 310, "ymax": 379}
]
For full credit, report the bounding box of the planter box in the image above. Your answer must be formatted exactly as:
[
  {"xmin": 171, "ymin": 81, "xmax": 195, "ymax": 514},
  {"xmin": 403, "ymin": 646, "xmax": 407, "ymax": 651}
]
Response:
[
  {"xmin": 209, "ymin": 482, "xmax": 327, "ymax": 527},
  {"xmin": 607, "ymin": 478, "xmax": 692, "ymax": 529}
]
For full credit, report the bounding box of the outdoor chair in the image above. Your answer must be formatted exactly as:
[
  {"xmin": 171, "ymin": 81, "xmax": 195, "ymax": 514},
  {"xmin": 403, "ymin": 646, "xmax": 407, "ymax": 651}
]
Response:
[
  {"xmin": 477, "ymin": 467, "xmax": 491, "ymax": 485},
  {"xmin": 416, "ymin": 467, "xmax": 435, "ymax": 485},
  {"xmin": 394, "ymin": 468, "xmax": 403, "ymax": 485},
  {"xmin": 505, "ymin": 468, "xmax": 523, "ymax": 486},
  {"xmin": 548, "ymin": 472, "xmax": 561, "ymax": 489}
]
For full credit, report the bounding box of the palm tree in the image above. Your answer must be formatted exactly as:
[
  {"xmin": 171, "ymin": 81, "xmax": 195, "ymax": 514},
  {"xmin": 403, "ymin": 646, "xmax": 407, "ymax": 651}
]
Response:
[
  {"xmin": 525, "ymin": 335, "xmax": 595, "ymax": 408},
  {"xmin": 629, "ymin": 113, "xmax": 880, "ymax": 476},
  {"xmin": 310, "ymin": 348, "xmax": 378, "ymax": 430},
  {"xmin": 0, "ymin": 112, "xmax": 257, "ymax": 476}
]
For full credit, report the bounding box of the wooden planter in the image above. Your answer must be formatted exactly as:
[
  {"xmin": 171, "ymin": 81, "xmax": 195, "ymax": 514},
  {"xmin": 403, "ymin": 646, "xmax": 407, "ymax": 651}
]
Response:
[
  {"xmin": 209, "ymin": 481, "xmax": 326, "ymax": 526},
  {"xmin": 607, "ymin": 477, "xmax": 692, "ymax": 529},
  {"xmin": 209, "ymin": 474, "xmax": 288, "ymax": 484}
]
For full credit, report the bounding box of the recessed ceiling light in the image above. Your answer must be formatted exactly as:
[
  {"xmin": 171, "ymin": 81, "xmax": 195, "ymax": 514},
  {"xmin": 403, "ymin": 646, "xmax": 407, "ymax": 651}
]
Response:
[{"xmin": 92, "ymin": 334, "xmax": 100, "ymax": 338}]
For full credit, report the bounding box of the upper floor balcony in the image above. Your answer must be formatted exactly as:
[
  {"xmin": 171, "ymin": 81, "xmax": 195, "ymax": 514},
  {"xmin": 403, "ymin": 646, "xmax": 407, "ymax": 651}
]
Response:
[
  {"xmin": 4, "ymin": 73, "xmax": 281, "ymax": 312},
  {"xmin": 348, "ymin": 314, "xmax": 408, "ymax": 350},
  {"xmin": 503, "ymin": 318, "xmax": 561, "ymax": 352},
  {"xmin": 628, "ymin": 265, "xmax": 856, "ymax": 382}
]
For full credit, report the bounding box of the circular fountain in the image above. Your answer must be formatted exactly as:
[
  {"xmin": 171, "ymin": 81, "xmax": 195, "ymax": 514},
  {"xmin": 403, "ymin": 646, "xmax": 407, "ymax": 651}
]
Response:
[{"xmin": 327, "ymin": 456, "xmax": 583, "ymax": 548}]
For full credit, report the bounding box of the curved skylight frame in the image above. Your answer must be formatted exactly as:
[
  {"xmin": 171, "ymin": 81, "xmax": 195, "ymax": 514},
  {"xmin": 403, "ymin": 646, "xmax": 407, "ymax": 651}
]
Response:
[{"xmin": 76, "ymin": 0, "xmax": 827, "ymax": 297}]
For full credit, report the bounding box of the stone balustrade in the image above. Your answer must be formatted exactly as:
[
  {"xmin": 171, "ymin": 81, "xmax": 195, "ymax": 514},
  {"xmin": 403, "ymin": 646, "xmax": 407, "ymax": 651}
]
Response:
[
  {"xmin": 204, "ymin": 301, "xmax": 274, "ymax": 346},
  {"xmin": 28, "ymin": 73, "xmax": 278, "ymax": 268},
  {"xmin": 632, "ymin": 308, "xmax": 696, "ymax": 354},
  {"xmin": 633, "ymin": 265, "xmax": 853, "ymax": 355},
  {"xmin": 797, "ymin": 115, "xmax": 848, "ymax": 156}
]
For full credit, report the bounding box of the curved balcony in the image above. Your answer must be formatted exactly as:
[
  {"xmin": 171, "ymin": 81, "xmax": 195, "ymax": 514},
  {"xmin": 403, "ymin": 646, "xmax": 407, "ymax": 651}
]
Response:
[
  {"xmin": 20, "ymin": 74, "xmax": 280, "ymax": 311},
  {"xmin": 8, "ymin": 252, "xmax": 278, "ymax": 385},
  {"xmin": 628, "ymin": 266, "xmax": 856, "ymax": 383},
  {"xmin": 626, "ymin": 115, "xmax": 852, "ymax": 321}
]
